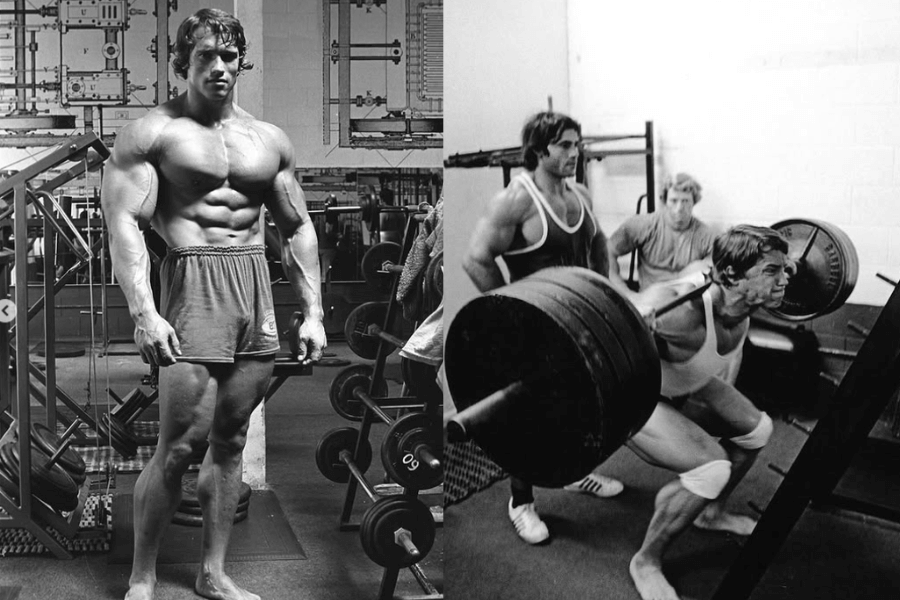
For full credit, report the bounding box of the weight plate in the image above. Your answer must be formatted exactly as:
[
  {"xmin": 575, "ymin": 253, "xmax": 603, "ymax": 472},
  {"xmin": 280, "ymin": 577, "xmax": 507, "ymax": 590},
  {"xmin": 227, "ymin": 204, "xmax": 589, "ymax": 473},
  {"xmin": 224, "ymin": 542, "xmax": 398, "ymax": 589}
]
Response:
[
  {"xmin": 446, "ymin": 274, "xmax": 608, "ymax": 488},
  {"xmin": 344, "ymin": 302, "xmax": 390, "ymax": 360},
  {"xmin": 329, "ymin": 364, "xmax": 389, "ymax": 421},
  {"xmin": 99, "ymin": 414, "xmax": 139, "ymax": 459},
  {"xmin": 359, "ymin": 496, "xmax": 436, "ymax": 568},
  {"xmin": 381, "ymin": 412, "xmax": 443, "ymax": 491},
  {"xmin": 172, "ymin": 508, "xmax": 248, "ymax": 527},
  {"xmin": 767, "ymin": 219, "xmax": 858, "ymax": 321},
  {"xmin": 180, "ymin": 476, "xmax": 252, "ymax": 508},
  {"xmin": 0, "ymin": 442, "xmax": 79, "ymax": 513},
  {"xmin": 532, "ymin": 269, "xmax": 661, "ymax": 439},
  {"xmin": 362, "ymin": 242, "xmax": 402, "ymax": 293},
  {"xmin": 30, "ymin": 423, "xmax": 87, "ymax": 485},
  {"xmin": 315, "ymin": 427, "xmax": 373, "ymax": 483}
]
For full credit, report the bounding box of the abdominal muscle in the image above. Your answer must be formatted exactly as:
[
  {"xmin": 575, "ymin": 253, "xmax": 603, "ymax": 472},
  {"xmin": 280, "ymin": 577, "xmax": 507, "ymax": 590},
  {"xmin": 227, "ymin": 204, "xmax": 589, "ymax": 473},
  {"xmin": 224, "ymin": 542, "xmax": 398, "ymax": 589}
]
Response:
[{"xmin": 151, "ymin": 187, "xmax": 268, "ymax": 249}]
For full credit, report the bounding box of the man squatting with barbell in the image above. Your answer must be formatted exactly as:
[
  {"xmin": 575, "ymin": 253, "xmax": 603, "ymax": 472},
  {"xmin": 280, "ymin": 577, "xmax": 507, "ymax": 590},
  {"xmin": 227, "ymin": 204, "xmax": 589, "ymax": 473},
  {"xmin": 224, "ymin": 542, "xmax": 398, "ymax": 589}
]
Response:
[
  {"xmin": 102, "ymin": 9, "xmax": 326, "ymax": 600},
  {"xmin": 464, "ymin": 111, "xmax": 789, "ymax": 600}
]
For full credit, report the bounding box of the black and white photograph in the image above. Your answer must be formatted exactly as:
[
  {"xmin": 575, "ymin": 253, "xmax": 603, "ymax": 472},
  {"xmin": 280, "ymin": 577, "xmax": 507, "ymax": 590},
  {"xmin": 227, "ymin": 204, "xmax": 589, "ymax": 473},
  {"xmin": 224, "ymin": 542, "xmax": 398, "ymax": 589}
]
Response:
[{"xmin": 443, "ymin": 2, "xmax": 900, "ymax": 600}]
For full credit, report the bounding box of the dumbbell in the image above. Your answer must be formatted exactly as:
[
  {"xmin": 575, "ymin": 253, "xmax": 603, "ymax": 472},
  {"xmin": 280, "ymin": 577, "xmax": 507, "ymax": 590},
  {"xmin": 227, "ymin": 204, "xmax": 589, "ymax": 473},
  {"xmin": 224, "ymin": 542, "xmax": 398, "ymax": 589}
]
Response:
[
  {"xmin": 344, "ymin": 302, "xmax": 410, "ymax": 360},
  {"xmin": 316, "ymin": 428, "xmax": 436, "ymax": 568}
]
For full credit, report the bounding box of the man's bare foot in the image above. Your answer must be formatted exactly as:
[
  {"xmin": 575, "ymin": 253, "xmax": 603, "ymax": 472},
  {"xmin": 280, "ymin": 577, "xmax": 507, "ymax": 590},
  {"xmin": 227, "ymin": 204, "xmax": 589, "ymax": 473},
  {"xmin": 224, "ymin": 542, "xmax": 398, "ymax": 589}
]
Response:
[
  {"xmin": 693, "ymin": 506, "xmax": 756, "ymax": 535},
  {"xmin": 195, "ymin": 571, "xmax": 260, "ymax": 600},
  {"xmin": 124, "ymin": 580, "xmax": 155, "ymax": 600},
  {"xmin": 629, "ymin": 554, "xmax": 681, "ymax": 600}
]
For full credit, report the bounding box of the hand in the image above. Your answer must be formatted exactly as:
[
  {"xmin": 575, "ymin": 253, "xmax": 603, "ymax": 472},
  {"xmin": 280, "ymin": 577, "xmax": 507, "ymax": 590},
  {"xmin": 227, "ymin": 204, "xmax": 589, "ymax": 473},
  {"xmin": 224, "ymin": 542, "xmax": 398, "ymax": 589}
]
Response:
[
  {"xmin": 134, "ymin": 315, "xmax": 182, "ymax": 367},
  {"xmin": 294, "ymin": 317, "xmax": 327, "ymax": 366}
]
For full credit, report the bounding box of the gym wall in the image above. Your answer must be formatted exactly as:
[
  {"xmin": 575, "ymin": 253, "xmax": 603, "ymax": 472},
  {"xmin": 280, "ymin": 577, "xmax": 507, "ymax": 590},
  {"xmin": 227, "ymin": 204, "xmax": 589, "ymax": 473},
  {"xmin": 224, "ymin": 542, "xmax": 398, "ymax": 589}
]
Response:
[
  {"xmin": 444, "ymin": 0, "xmax": 570, "ymax": 324},
  {"xmin": 570, "ymin": 0, "xmax": 900, "ymax": 308}
]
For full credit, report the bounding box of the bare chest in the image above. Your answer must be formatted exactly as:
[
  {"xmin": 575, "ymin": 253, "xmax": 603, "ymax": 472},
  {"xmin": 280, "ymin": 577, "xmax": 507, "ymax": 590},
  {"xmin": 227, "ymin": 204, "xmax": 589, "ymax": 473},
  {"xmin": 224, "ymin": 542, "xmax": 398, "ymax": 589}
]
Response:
[{"xmin": 157, "ymin": 122, "xmax": 280, "ymax": 194}]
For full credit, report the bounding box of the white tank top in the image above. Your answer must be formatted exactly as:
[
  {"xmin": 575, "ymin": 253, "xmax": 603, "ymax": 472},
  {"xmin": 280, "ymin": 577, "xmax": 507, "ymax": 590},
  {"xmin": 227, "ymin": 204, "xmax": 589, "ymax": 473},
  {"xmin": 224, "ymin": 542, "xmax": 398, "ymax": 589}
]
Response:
[{"xmin": 660, "ymin": 288, "xmax": 748, "ymax": 397}]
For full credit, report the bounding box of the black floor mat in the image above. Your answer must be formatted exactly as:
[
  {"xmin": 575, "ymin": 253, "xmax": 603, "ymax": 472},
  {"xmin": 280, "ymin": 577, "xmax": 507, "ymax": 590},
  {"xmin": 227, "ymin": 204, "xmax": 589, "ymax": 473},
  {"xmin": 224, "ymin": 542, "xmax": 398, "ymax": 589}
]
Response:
[{"xmin": 108, "ymin": 490, "xmax": 306, "ymax": 564}]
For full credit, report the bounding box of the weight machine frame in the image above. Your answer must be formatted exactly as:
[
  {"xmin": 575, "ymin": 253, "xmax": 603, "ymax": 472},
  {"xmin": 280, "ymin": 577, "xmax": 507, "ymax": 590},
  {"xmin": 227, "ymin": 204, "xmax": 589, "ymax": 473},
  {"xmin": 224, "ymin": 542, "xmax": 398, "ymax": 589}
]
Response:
[{"xmin": 0, "ymin": 131, "xmax": 109, "ymax": 559}]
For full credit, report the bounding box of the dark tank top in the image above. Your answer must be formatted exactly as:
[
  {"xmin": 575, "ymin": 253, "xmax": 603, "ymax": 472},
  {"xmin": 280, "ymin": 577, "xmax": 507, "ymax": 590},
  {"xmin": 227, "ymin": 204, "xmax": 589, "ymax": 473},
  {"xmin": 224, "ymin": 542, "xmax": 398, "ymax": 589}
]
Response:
[{"xmin": 502, "ymin": 172, "xmax": 597, "ymax": 282}]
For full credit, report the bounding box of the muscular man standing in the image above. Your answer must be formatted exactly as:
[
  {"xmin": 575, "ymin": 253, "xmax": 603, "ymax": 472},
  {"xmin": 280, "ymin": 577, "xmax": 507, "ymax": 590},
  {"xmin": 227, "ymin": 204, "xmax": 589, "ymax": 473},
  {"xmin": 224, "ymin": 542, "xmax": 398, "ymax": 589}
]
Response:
[
  {"xmin": 463, "ymin": 111, "xmax": 624, "ymax": 544},
  {"xmin": 101, "ymin": 9, "xmax": 325, "ymax": 600}
]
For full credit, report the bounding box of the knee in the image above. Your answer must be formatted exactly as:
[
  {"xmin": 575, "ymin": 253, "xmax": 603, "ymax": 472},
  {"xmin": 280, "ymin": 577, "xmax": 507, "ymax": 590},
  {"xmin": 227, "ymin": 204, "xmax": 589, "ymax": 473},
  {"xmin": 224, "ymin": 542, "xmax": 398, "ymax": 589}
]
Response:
[
  {"xmin": 208, "ymin": 427, "xmax": 249, "ymax": 457},
  {"xmin": 160, "ymin": 439, "xmax": 205, "ymax": 482},
  {"xmin": 679, "ymin": 459, "xmax": 732, "ymax": 500},
  {"xmin": 729, "ymin": 412, "xmax": 773, "ymax": 450}
]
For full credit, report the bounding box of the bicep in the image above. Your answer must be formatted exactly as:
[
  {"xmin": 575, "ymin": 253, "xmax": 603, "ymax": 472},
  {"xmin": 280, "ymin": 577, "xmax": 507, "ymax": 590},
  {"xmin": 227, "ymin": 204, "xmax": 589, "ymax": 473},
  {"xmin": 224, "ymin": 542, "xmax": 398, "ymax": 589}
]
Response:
[
  {"xmin": 266, "ymin": 167, "xmax": 308, "ymax": 238},
  {"xmin": 100, "ymin": 139, "xmax": 158, "ymax": 228}
]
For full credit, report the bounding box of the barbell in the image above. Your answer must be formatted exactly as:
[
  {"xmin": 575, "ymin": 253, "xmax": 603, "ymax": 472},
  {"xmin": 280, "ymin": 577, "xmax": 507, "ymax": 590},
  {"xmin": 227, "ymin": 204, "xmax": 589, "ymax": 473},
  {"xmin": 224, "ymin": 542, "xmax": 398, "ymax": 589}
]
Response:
[{"xmin": 446, "ymin": 219, "xmax": 858, "ymax": 488}]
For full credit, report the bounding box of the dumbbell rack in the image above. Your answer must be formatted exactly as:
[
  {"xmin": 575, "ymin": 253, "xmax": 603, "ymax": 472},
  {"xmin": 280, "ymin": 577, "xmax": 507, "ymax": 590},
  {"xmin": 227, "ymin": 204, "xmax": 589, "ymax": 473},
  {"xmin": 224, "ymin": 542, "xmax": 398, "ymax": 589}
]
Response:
[
  {"xmin": 338, "ymin": 209, "xmax": 443, "ymax": 600},
  {"xmin": 711, "ymin": 279, "xmax": 900, "ymax": 599},
  {"xmin": 0, "ymin": 133, "xmax": 111, "ymax": 558}
]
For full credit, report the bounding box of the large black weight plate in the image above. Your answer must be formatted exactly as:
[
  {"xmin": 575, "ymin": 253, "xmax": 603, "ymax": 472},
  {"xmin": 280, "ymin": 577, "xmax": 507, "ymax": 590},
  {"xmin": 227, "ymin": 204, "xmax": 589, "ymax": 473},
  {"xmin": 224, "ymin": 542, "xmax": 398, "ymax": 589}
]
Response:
[
  {"xmin": 512, "ymin": 279, "xmax": 638, "ymax": 450},
  {"xmin": 446, "ymin": 273, "xmax": 609, "ymax": 488},
  {"xmin": 180, "ymin": 476, "xmax": 252, "ymax": 508},
  {"xmin": 362, "ymin": 242, "xmax": 402, "ymax": 293},
  {"xmin": 329, "ymin": 364, "xmax": 389, "ymax": 421},
  {"xmin": 315, "ymin": 427, "xmax": 373, "ymax": 483},
  {"xmin": 381, "ymin": 412, "xmax": 442, "ymax": 491},
  {"xmin": 531, "ymin": 268, "xmax": 661, "ymax": 439},
  {"xmin": 360, "ymin": 496, "xmax": 436, "ymax": 568},
  {"xmin": 172, "ymin": 508, "xmax": 248, "ymax": 527},
  {"xmin": 344, "ymin": 302, "xmax": 390, "ymax": 360},
  {"xmin": 767, "ymin": 219, "xmax": 858, "ymax": 321},
  {"xmin": 31, "ymin": 423, "xmax": 87, "ymax": 485},
  {"xmin": 0, "ymin": 442, "xmax": 78, "ymax": 512}
]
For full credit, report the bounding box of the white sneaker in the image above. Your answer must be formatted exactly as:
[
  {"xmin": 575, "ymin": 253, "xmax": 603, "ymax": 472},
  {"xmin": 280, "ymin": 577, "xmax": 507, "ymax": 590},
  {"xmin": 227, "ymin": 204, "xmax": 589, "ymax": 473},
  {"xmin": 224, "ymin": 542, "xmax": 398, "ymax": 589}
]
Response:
[
  {"xmin": 508, "ymin": 499, "xmax": 550, "ymax": 544},
  {"xmin": 563, "ymin": 473, "xmax": 625, "ymax": 498}
]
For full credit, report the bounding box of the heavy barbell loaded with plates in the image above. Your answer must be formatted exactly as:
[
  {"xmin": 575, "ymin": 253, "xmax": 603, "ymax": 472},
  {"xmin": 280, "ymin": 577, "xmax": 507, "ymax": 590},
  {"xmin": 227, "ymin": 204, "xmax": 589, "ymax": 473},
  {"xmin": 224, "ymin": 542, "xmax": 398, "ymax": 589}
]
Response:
[
  {"xmin": 329, "ymin": 364, "xmax": 389, "ymax": 421},
  {"xmin": 445, "ymin": 219, "xmax": 858, "ymax": 488}
]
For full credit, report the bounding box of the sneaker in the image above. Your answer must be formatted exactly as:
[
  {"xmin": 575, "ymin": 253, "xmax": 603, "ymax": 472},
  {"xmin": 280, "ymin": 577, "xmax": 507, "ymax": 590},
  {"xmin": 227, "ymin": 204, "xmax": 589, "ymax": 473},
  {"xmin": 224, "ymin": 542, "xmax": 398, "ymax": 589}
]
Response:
[
  {"xmin": 563, "ymin": 473, "xmax": 625, "ymax": 498},
  {"xmin": 507, "ymin": 499, "xmax": 550, "ymax": 544}
]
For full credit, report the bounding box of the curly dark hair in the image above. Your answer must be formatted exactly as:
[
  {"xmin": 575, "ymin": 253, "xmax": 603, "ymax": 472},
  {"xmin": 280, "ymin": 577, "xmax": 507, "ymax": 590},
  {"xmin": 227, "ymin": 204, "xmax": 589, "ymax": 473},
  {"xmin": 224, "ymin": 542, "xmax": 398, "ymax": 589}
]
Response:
[{"xmin": 171, "ymin": 8, "xmax": 254, "ymax": 80}]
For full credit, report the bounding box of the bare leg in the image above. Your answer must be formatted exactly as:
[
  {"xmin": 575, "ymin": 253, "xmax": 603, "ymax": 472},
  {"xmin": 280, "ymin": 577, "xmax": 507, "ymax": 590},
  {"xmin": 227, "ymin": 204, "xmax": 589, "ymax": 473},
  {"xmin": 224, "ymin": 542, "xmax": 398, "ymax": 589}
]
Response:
[
  {"xmin": 194, "ymin": 356, "xmax": 272, "ymax": 600},
  {"xmin": 694, "ymin": 442, "xmax": 758, "ymax": 535},
  {"xmin": 682, "ymin": 378, "xmax": 764, "ymax": 535},
  {"xmin": 126, "ymin": 363, "xmax": 218, "ymax": 600},
  {"xmin": 629, "ymin": 480, "xmax": 710, "ymax": 600},
  {"xmin": 625, "ymin": 403, "xmax": 729, "ymax": 600}
]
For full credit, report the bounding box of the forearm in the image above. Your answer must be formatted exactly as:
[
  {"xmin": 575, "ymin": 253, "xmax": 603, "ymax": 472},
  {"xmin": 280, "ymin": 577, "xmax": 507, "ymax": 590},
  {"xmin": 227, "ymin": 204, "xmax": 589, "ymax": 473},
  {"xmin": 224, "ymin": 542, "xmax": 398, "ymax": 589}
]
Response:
[
  {"xmin": 107, "ymin": 219, "xmax": 159, "ymax": 327},
  {"xmin": 463, "ymin": 253, "xmax": 506, "ymax": 292},
  {"xmin": 282, "ymin": 219, "xmax": 324, "ymax": 320}
]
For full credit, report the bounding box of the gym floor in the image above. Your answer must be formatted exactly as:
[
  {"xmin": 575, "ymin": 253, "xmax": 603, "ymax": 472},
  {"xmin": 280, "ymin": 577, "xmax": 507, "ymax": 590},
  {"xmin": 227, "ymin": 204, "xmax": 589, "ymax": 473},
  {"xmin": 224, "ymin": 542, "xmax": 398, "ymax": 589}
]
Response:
[
  {"xmin": 444, "ymin": 394, "xmax": 900, "ymax": 600},
  {"xmin": 0, "ymin": 341, "xmax": 443, "ymax": 600}
]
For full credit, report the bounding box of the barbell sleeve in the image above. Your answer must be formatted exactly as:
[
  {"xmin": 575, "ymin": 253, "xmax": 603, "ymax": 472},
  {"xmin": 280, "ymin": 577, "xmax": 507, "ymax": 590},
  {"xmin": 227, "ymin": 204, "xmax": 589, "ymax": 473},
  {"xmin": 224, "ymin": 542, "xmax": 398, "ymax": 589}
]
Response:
[
  {"xmin": 413, "ymin": 443, "xmax": 441, "ymax": 472},
  {"xmin": 877, "ymin": 272, "xmax": 898, "ymax": 286},
  {"xmin": 446, "ymin": 380, "xmax": 529, "ymax": 443},
  {"xmin": 44, "ymin": 437, "xmax": 74, "ymax": 470},
  {"xmin": 393, "ymin": 527, "xmax": 421, "ymax": 559}
]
